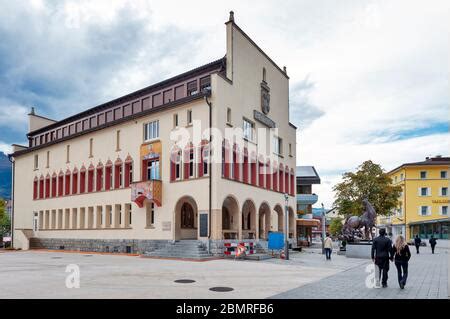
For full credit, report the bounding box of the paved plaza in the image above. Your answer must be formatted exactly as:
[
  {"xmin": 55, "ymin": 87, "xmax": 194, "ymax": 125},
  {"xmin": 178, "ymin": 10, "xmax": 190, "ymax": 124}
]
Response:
[{"xmin": 0, "ymin": 243, "xmax": 447, "ymax": 299}]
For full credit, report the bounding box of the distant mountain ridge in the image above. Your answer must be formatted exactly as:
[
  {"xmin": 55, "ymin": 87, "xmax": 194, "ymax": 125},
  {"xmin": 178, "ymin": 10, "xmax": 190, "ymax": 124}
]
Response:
[{"xmin": 0, "ymin": 152, "xmax": 12, "ymax": 199}]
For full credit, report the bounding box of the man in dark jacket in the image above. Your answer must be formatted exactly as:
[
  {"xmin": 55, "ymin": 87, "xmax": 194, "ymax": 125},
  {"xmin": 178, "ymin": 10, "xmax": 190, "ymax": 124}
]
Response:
[
  {"xmin": 371, "ymin": 228, "xmax": 393, "ymax": 288},
  {"xmin": 429, "ymin": 236, "xmax": 437, "ymax": 254},
  {"xmin": 414, "ymin": 235, "xmax": 422, "ymax": 254}
]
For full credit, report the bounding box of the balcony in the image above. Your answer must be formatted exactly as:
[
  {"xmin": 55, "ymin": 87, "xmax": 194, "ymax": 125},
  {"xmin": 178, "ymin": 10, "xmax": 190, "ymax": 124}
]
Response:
[
  {"xmin": 296, "ymin": 193, "xmax": 319, "ymax": 205},
  {"xmin": 131, "ymin": 180, "xmax": 162, "ymax": 207}
]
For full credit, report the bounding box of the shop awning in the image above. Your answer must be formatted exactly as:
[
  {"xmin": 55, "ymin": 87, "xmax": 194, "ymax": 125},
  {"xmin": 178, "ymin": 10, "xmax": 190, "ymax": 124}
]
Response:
[
  {"xmin": 407, "ymin": 218, "xmax": 449, "ymax": 226},
  {"xmin": 296, "ymin": 219, "xmax": 320, "ymax": 227}
]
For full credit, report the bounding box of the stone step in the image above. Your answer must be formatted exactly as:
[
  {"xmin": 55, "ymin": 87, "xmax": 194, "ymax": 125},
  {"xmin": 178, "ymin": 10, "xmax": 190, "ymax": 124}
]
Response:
[{"xmin": 143, "ymin": 240, "xmax": 211, "ymax": 259}]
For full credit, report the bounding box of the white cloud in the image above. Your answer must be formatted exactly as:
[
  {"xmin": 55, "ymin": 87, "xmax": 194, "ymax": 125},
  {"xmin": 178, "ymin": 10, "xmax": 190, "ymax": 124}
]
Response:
[{"xmin": 0, "ymin": 0, "xmax": 448, "ymax": 208}]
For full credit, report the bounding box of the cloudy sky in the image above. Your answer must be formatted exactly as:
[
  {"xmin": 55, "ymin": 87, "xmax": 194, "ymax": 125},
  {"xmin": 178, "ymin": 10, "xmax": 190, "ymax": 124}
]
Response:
[{"xmin": 0, "ymin": 0, "xmax": 448, "ymax": 207}]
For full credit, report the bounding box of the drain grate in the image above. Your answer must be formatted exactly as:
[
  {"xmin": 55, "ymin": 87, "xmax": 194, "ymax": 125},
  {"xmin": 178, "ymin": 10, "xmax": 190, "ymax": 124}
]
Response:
[
  {"xmin": 174, "ymin": 279, "xmax": 196, "ymax": 284},
  {"xmin": 51, "ymin": 257, "xmax": 62, "ymax": 259},
  {"xmin": 83, "ymin": 255, "xmax": 93, "ymax": 257},
  {"xmin": 209, "ymin": 286, "xmax": 234, "ymax": 292}
]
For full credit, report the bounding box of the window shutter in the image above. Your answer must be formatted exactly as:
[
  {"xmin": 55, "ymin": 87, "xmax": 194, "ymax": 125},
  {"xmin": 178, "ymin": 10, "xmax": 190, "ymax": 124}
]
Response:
[{"xmin": 428, "ymin": 187, "xmax": 431, "ymax": 196}]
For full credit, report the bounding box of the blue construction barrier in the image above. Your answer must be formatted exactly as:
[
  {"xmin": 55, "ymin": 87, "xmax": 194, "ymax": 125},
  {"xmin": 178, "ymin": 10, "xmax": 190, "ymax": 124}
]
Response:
[{"xmin": 268, "ymin": 232, "xmax": 284, "ymax": 250}]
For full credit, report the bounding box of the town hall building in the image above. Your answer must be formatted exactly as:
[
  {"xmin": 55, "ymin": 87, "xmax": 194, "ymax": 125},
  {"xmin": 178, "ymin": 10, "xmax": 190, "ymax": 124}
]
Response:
[{"xmin": 10, "ymin": 12, "xmax": 297, "ymax": 256}]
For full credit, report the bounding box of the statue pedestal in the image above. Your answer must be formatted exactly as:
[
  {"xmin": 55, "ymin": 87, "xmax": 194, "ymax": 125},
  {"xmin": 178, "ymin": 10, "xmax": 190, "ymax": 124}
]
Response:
[{"xmin": 345, "ymin": 242, "xmax": 372, "ymax": 259}]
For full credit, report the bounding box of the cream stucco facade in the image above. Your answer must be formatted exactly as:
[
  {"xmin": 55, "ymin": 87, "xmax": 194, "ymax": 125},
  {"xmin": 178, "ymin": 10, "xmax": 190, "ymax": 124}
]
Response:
[{"xmin": 11, "ymin": 13, "xmax": 297, "ymax": 255}]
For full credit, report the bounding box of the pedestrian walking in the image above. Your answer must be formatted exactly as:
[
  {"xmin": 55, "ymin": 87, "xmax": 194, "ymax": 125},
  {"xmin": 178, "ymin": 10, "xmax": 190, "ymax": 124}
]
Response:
[
  {"xmin": 371, "ymin": 228, "xmax": 394, "ymax": 288},
  {"xmin": 429, "ymin": 235, "xmax": 437, "ymax": 254},
  {"xmin": 414, "ymin": 235, "xmax": 422, "ymax": 254},
  {"xmin": 393, "ymin": 235, "xmax": 411, "ymax": 289},
  {"xmin": 324, "ymin": 233, "xmax": 333, "ymax": 260}
]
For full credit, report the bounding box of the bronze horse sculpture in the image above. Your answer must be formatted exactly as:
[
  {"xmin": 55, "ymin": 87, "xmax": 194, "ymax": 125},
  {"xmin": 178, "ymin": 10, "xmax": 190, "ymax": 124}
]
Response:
[{"xmin": 341, "ymin": 199, "xmax": 377, "ymax": 241}]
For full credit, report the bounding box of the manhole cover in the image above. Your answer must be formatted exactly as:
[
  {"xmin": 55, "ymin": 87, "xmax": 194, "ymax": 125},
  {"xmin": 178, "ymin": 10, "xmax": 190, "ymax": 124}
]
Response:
[
  {"xmin": 174, "ymin": 279, "xmax": 196, "ymax": 284},
  {"xmin": 83, "ymin": 255, "xmax": 93, "ymax": 257},
  {"xmin": 209, "ymin": 287, "xmax": 234, "ymax": 292},
  {"xmin": 51, "ymin": 257, "xmax": 62, "ymax": 259}
]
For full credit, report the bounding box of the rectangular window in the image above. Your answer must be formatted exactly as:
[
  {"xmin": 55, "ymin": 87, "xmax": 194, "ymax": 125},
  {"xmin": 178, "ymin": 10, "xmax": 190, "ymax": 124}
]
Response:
[
  {"xmin": 420, "ymin": 187, "xmax": 428, "ymax": 196},
  {"xmin": 187, "ymin": 110, "xmax": 192, "ymax": 125},
  {"xmin": 189, "ymin": 150, "xmax": 194, "ymax": 177},
  {"xmin": 203, "ymin": 147, "xmax": 209, "ymax": 176},
  {"xmin": 420, "ymin": 171, "xmax": 427, "ymax": 179},
  {"xmin": 243, "ymin": 119, "xmax": 254, "ymax": 141},
  {"xmin": 441, "ymin": 171, "xmax": 448, "ymax": 179},
  {"xmin": 289, "ymin": 143, "xmax": 292, "ymax": 157},
  {"xmin": 199, "ymin": 76, "xmax": 211, "ymax": 92},
  {"xmin": 442, "ymin": 206, "xmax": 448, "ymax": 215},
  {"xmin": 227, "ymin": 108, "xmax": 231, "ymax": 124},
  {"xmin": 144, "ymin": 120, "xmax": 159, "ymax": 141},
  {"xmin": 66, "ymin": 145, "xmax": 70, "ymax": 163},
  {"xmin": 34, "ymin": 154, "xmax": 39, "ymax": 170},
  {"xmin": 173, "ymin": 114, "xmax": 178, "ymax": 128},
  {"xmin": 89, "ymin": 138, "xmax": 93, "ymax": 157},
  {"xmin": 146, "ymin": 203, "xmax": 155, "ymax": 227},
  {"xmin": 116, "ymin": 130, "xmax": 120, "ymax": 151},
  {"xmin": 420, "ymin": 206, "xmax": 429, "ymax": 216},
  {"xmin": 273, "ymin": 136, "xmax": 282, "ymax": 155},
  {"xmin": 187, "ymin": 80, "xmax": 198, "ymax": 96},
  {"xmin": 400, "ymin": 173, "xmax": 404, "ymax": 180},
  {"xmin": 146, "ymin": 159, "xmax": 160, "ymax": 180},
  {"xmin": 441, "ymin": 187, "xmax": 448, "ymax": 196},
  {"xmin": 46, "ymin": 151, "xmax": 50, "ymax": 168}
]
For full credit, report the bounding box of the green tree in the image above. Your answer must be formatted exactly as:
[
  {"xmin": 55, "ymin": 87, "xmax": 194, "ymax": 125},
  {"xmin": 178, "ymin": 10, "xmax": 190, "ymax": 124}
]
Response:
[
  {"xmin": 329, "ymin": 217, "xmax": 344, "ymax": 236},
  {"xmin": 0, "ymin": 199, "xmax": 11, "ymax": 238},
  {"xmin": 333, "ymin": 160, "xmax": 401, "ymax": 217}
]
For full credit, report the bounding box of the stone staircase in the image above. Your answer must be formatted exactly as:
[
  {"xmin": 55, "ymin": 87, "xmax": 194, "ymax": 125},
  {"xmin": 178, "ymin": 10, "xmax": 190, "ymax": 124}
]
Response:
[{"xmin": 143, "ymin": 240, "xmax": 214, "ymax": 260}]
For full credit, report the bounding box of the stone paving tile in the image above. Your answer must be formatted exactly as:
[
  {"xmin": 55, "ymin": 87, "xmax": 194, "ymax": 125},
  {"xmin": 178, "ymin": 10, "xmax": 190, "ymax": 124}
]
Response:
[{"xmin": 270, "ymin": 246, "xmax": 448, "ymax": 299}]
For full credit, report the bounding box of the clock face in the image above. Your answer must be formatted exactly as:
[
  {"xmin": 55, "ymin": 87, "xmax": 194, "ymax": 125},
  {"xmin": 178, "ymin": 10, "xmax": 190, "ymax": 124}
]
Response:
[{"xmin": 261, "ymin": 88, "xmax": 270, "ymax": 115}]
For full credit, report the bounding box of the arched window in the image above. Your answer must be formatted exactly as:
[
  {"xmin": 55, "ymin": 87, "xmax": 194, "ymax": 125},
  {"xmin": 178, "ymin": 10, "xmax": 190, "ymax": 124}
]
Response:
[
  {"xmin": 222, "ymin": 139, "xmax": 230, "ymax": 178},
  {"xmin": 273, "ymin": 162, "xmax": 278, "ymax": 192},
  {"xmin": 79, "ymin": 166, "xmax": 86, "ymax": 194},
  {"xmin": 250, "ymin": 152, "xmax": 257, "ymax": 186},
  {"xmin": 72, "ymin": 167, "xmax": 78, "ymax": 194},
  {"xmin": 124, "ymin": 155, "xmax": 133, "ymax": 187},
  {"xmin": 65, "ymin": 169, "xmax": 71, "ymax": 195},
  {"xmin": 198, "ymin": 140, "xmax": 209, "ymax": 177},
  {"xmin": 285, "ymin": 166, "xmax": 289, "ymax": 194},
  {"xmin": 290, "ymin": 168, "xmax": 295, "ymax": 196},
  {"xmin": 279, "ymin": 164, "xmax": 284, "ymax": 193},
  {"xmin": 105, "ymin": 160, "xmax": 112, "ymax": 190},
  {"xmin": 170, "ymin": 147, "xmax": 182, "ymax": 182},
  {"xmin": 114, "ymin": 159, "xmax": 123, "ymax": 189},
  {"xmin": 258, "ymin": 156, "xmax": 264, "ymax": 188},
  {"xmin": 51, "ymin": 173, "xmax": 57, "ymax": 197},
  {"xmin": 87, "ymin": 164, "xmax": 94, "ymax": 193},
  {"xmin": 45, "ymin": 174, "xmax": 50, "ymax": 198},
  {"xmin": 58, "ymin": 171, "xmax": 64, "ymax": 196},
  {"xmin": 39, "ymin": 175, "xmax": 44, "ymax": 199},
  {"xmin": 265, "ymin": 159, "xmax": 271, "ymax": 190},
  {"xmin": 243, "ymin": 148, "xmax": 249, "ymax": 184},
  {"xmin": 33, "ymin": 177, "xmax": 38, "ymax": 200},
  {"xmin": 233, "ymin": 144, "xmax": 240, "ymax": 181},
  {"xmin": 96, "ymin": 162, "xmax": 103, "ymax": 191},
  {"xmin": 184, "ymin": 143, "xmax": 194, "ymax": 179},
  {"xmin": 181, "ymin": 202, "xmax": 195, "ymax": 228}
]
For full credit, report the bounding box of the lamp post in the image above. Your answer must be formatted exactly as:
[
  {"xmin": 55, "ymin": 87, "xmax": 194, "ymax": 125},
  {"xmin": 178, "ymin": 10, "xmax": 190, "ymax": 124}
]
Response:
[
  {"xmin": 284, "ymin": 193, "xmax": 289, "ymax": 260},
  {"xmin": 321, "ymin": 203, "xmax": 326, "ymax": 254}
]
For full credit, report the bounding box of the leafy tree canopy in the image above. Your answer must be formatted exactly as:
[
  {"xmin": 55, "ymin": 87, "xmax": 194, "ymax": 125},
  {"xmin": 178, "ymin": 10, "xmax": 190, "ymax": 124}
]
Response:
[{"xmin": 333, "ymin": 160, "xmax": 401, "ymax": 217}]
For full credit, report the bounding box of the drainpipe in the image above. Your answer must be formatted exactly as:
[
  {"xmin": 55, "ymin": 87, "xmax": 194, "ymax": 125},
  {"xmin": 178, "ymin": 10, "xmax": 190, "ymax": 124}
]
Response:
[
  {"xmin": 7, "ymin": 154, "xmax": 15, "ymax": 248},
  {"xmin": 204, "ymin": 91, "xmax": 212, "ymax": 253}
]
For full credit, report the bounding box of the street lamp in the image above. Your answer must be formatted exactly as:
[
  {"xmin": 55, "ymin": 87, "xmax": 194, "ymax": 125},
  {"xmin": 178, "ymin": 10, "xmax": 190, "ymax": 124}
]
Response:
[{"xmin": 284, "ymin": 193, "xmax": 289, "ymax": 260}]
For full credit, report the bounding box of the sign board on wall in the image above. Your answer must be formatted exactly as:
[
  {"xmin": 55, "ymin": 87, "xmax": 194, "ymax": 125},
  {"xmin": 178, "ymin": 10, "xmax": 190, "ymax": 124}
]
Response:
[{"xmin": 199, "ymin": 212, "xmax": 208, "ymax": 237}]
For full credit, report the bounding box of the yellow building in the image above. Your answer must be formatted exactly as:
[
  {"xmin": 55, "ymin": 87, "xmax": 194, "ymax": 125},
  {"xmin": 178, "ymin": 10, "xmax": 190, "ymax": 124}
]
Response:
[{"xmin": 378, "ymin": 156, "xmax": 449, "ymax": 240}]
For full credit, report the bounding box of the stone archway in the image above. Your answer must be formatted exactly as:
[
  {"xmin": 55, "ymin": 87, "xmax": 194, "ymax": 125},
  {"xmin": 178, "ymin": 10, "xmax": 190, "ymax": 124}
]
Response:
[
  {"xmin": 241, "ymin": 199, "xmax": 256, "ymax": 239},
  {"xmin": 174, "ymin": 196, "xmax": 198, "ymax": 240},
  {"xmin": 258, "ymin": 202, "xmax": 271, "ymax": 240},
  {"xmin": 222, "ymin": 196, "xmax": 239, "ymax": 239},
  {"xmin": 273, "ymin": 204, "xmax": 284, "ymax": 232}
]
